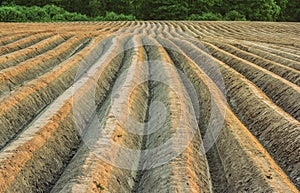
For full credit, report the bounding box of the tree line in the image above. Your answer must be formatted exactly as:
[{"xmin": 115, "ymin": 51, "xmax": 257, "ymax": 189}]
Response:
[{"xmin": 1, "ymin": 0, "xmax": 299, "ymax": 21}]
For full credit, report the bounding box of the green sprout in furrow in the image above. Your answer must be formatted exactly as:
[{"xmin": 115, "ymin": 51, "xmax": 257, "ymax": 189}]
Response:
[
  {"xmin": 0, "ymin": 36, "xmax": 91, "ymax": 96},
  {"xmin": 0, "ymin": 35, "xmax": 111, "ymax": 150},
  {"xmin": 0, "ymin": 35, "xmax": 70, "ymax": 70},
  {"xmin": 167, "ymin": 36, "xmax": 300, "ymax": 190},
  {"xmin": 0, "ymin": 35, "xmax": 127, "ymax": 193},
  {"xmin": 157, "ymin": 35, "xmax": 298, "ymax": 192}
]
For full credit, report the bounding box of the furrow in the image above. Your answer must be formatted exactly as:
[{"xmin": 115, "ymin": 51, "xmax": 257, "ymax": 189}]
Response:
[
  {"xmin": 202, "ymin": 42, "xmax": 300, "ymax": 121},
  {"xmin": 135, "ymin": 36, "xmax": 212, "ymax": 193},
  {"xmin": 0, "ymin": 35, "xmax": 70, "ymax": 70},
  {"xmin": 268, "ymin": 44, "xmax": 300, "ymax": 56},
  {"xmin": 0, "ymin": 35, "xmax": 110, "ymax": 151},
  {"xmin": 0, "ymin": 35, "xmax": 126, "ymax": 193},
  {"xmin": 0, "ymin": 33, "xmax": 53, "ymax": 56},
  {"xmin": 0, "ymin": 33, "xmax": 31, "ymax": 46},
  {"xmin": 232, "ymin": 43, "xmax": 300, "ymax": 71},
  {"xmin": 51, "ymin": 36, "xmax": 148, "ymax": 193},
  {"xmin": 246, "ymin": 43, "xmax": 300, "ymax": 62},
  {"xmin": 0, "ymin": 36, "xmax": 91, "ymax": 95},
  {"xmin": 169, "ymin": 37, "xmax": 300, "ymax": 189},
  {"xmin": 209, "ymin": 41, "xmax": 300, "ymax": 86}
]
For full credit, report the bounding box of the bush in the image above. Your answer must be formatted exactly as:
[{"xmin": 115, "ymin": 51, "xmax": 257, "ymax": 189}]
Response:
[
  {"xmin": 187, "ymin": 12, "xmax": 223, "ymax": 21},
  {"xmin": 51, "ymin": 13, "xmax": 65, "ymax": 21},
  {"xmin": 43, "ymin": 5, "xmax": 66, "ymax": 18},
  {"xmin": 24, "ymin": 6, "xmax": 50, "ymax": 22},
  {"xmin": 0, "ymin": 4, "xmax": 90, "ymax": 22},
  {"xmin": 224, "ymin": 10, "xmax": 247, "ymax": 21},
  {"xmin": 93, "ymin": 15, "xmax": 105, "ymax": 21},
  {"xmin": 150, "ymin": 3, "xmax": 189, "ymax": 20},
  {"xmin": 101, "ymin": 11, "xmax": 136, "ymax": 21},
  {"xmin": 63, "ymin": 12, "xmax": 89, "ymax": 21},
  {"xmin": 0, "ymin": 6, "xmax": 26, "ymax": 22},
  {"xmin": 43, "ymin": 5, "xmax": 88, "ymax": 21},
  {"xmin": 0, "ymin": 5, "xmax": 136, "ymax": 22}
]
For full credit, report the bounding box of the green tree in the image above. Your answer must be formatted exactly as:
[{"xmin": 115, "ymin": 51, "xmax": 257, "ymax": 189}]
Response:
[
  {"xmin": 2, "ymin": 0, "xmax": 299, "ymax": 21},
  {"xmin": 274, "ymin": 0, "xmax": 288, "ymax": 21},
  {"xmin": 0, "ymin": 6, "xmax": 25, "ymax": 21},
  {"xmin": 248, "ymin": 0, "xmax": 280, "ymax": 21},
  {"xmin": 187, "ymin": 12, "xmax": 223, "ymax": 20},
  {"xmin": 220, "ymin": 0, "xmax": 280, "ymax": 21},
  {"xmin": 285, "ymin": 0, "xmax": 300, "ymax": 21},
  {"xmin": 140, "ymin": 0, "xmax": 189, "ymax": 20},
  {"xmin": 224, "ymin": 10, "xmax": 246, "ymax": 21},
  {"xmin": 187, "ymin": 0, "xmax": 222, "ymax": 15}
]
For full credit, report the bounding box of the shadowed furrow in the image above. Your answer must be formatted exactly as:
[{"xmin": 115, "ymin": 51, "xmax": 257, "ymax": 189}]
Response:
[
  {"xmin": 51, "ymin": 36, "xmax": 148, "ymax": 193},
  {"xmin": 0, "ymin": 36, "xmax": 91, "ymax": 95},
  {"xmin": 0, "ymin": 35, "xmax": 70, "ymax": 70},
  {"xmin": 232, "ymin": 43, "xmax": 300, "ymax": 71},
  {"xmin": 208, "ymin": 41, "xmax": 300, "ymax": 86},
  {"xmin": 202, "ymin": 42, "xmax": 300, "ymax": 121},
  {"xmin": 159, "ymin": 36, "xmax": 298, "ymax": 192},
  {"xmin": 0, "ymin": 33, "xmax": 53, "ymax": 56},
  {"xmin": 134, "ymin": 36, "xmax": 212, "ymax": 193},
  {"xmin": 168, "ymin": 36, "xmax": 300, "ymax": 189},
  {"xmin": 0, "ymin": 35, "xmax": 127, "ymax": 193},
  {"xmin": 0, "ymin": 35, "xmax": 111, "ymax": 150}
]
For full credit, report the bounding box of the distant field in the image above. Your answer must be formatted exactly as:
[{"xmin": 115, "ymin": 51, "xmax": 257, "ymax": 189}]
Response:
[{"xmin": 0, "ymin": 21, "xmax": 299, "ymax": 193}]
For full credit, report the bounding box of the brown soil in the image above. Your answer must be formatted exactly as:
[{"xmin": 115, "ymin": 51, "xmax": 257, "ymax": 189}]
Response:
[{"xmin": 0, "ymin": 21, "xmax": 299, "ymax": 192}]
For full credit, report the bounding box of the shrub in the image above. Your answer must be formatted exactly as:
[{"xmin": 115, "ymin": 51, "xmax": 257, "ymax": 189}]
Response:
[
  {"xmin": 0, "ymin": 5, "xmax": 135, "ymax": 22},
  {"xmin": 103, "ymin": 11, "xmax": 136, "ymax": 21},
  {"xmin": 0, "ymin": 4, "xmax": 91, "ymax": 22},
  {"xmin": 43, "ymin": 5, "xmax": 88, "ymax": 21},
  {"xmin": 24, "ymin": 6, "xmax": 50, "ymax": 22},
  {"xmin": 51, "ymin": 13, "xmax": 66, "ymax": 21},
  {"xmin": 63, "ymin": 12, "xmax": 89, "ymax": 21},
  {"xmin": 0, "ymin": 6, "xmax": 26, "ymax": 22},
  {"xmin": 94, "ymin": 15, "xmax": 105, "ymax": 21},
  {"xmin": 224, "ymin": 10, "xmax": 247, "ymax": 21},
  {"xmin": 43, "ymin": 5, "xmax": 66, "ymax": 18},
  {"xmin": 187, "ymin": 12, "xmax": 223, "ymax": 21}
]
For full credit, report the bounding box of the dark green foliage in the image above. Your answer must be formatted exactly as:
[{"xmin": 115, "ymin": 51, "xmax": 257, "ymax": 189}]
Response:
[
  {"xmin": 188, "ymin": 0, "xmax": 222, "ymax": 15},
  {"xmin": 224, "ymin": 10, "xmax": 246, "ymax": 21},
  {"xmin": 140, "ymin": 0, "xmax": 189, "ymax": 20},
  {"xmin": 274, "ymin": 0, "xmax": 288, "ymax": 21},
  {"xmin": 43, "ymin": 4, "xmax": 65, "ymax": 17},
  {"xmin": 187, "ymin": 12, "xmax": 223, "ymax": 21},
  {"xmin": 24, "ymin": 6, "xmax": 49, "ymax": 21},
  {"xmin": 0, "ymin": 6, "xmax": 25, "ymax": 22},
  {"xmin": 0, "ymin": 5, "xmax": 89, "ymax": 22},
  {"xmin": 52, "ymin": 12, "xmax": 89, "ymax": 21},
  {"xmin": 99, "ymin": 11, "xmax": 136, "ymax": 21},
  {"xmin": 285, "ymin": 0, "xmax": 300, "ymax": 21},
  {"xmin": 246, "ymin": 0, "xmax": 280, "ymax": 21},
  {"xmin": 1, "ymin": 0, "xmax": 299, "ymax": 21}
]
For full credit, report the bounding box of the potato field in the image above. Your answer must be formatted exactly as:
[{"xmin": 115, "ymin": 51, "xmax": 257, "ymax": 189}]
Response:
[{"xmin": 0, "ymin": 21, "xmax": 299, "ymax": 193}]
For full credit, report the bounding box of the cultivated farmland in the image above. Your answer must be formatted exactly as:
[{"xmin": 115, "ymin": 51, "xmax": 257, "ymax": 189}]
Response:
[{"xmin": 0, "ymin": 21, "xmax": 299, "ymax": 193}]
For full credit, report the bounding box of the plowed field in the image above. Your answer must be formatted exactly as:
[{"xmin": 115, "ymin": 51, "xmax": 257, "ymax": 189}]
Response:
[{"xmin": 0, "ymin": 21, "xmax": 299, "ymax": 193}]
